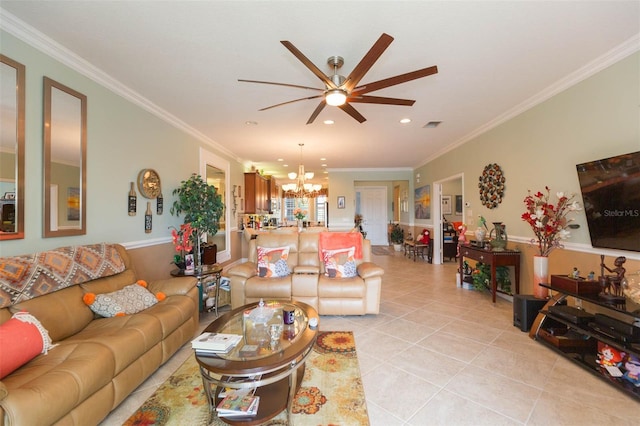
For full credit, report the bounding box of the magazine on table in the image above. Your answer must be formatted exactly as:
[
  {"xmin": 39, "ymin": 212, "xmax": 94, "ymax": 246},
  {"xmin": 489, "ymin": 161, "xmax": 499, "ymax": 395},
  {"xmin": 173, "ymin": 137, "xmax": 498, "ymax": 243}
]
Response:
[
  {"xmin": 191, "ymin": 332, "xmax": 242, "ymax": 352},
  {"xmin": 216, "ymin": 391, "xmax": 260, "ymax": 418},
  {"xmin": 218, "ymin": 374, "xmax": 262, "ymax": 398}
]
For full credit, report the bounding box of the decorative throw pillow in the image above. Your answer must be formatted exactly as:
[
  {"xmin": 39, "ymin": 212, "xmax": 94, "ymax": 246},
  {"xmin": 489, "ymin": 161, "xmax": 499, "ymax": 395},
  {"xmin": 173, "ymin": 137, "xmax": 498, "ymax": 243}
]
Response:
[
  {"xmin": 82, "ymin": 280, "xmax": 166, "ymax": 317},
  {"xmin": 257, "ymin": 246, "xmax": 291, "ymax": 278},
  {"xmin": 322, "ymin": 247, "xmax": 357, "ymax": 278},
  {"xmin": 0, "ymin": 311, "xmax": 55, "ymax": 379}
]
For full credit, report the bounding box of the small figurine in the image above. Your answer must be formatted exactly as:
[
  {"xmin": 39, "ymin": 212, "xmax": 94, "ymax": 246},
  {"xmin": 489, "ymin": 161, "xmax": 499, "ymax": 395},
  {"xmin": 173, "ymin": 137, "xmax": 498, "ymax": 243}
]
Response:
[
  {"xmin": 458, "ymin": 224, "xmax": 468, "ymax": 245},
  {"xmin": 570, "ymin": 267, "xmax": 580, "ymax": 279},
  {"xmin": 588, "ymin": 271, "xmax": 595, "ymax": 281},
  {"xmin": 600, "ymin": 255, "xmax": 626, "ymax": 296}
]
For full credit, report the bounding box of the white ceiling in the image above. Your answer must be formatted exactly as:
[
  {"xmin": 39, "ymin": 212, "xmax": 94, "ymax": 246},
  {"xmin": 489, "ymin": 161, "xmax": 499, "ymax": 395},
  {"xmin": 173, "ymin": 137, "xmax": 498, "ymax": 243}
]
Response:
[{"xmin": 1, "ymin": 1, "xmax": 639, "ymax": 187}]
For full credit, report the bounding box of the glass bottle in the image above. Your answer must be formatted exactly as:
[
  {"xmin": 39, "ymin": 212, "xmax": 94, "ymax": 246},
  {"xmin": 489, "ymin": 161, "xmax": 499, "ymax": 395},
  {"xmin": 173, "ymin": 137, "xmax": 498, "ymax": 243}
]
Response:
[
  {"xmin": 128, "ymin": 182, "xmax": 137, "ymax": 216},
  {"xmin": 156, "ymin": 190, "xmax": 163, "ymax": 215},
  {"xmin": 144, "ymin": 202, "xmax": 152, "ymax": 233}
]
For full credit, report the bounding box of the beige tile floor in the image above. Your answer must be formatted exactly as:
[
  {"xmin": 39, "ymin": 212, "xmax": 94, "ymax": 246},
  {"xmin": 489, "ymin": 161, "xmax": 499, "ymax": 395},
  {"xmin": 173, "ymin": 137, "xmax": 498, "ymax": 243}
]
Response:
[{"xmin": 101, "ymin": 249, "xmax": 639, "ymax": 426}]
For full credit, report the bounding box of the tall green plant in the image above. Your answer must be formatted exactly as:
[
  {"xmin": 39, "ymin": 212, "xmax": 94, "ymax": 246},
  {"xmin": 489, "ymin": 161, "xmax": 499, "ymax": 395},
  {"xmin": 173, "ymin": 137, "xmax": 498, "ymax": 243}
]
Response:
[{"xmin": 170, "ymin": 174, "xmax": 224, "ymax": 237}]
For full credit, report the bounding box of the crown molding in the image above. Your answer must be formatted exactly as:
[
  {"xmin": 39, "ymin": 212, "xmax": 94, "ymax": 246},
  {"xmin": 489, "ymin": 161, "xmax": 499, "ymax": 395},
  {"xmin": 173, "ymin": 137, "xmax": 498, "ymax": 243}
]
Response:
[
  {"xmin": 0, "ymin": 9, "xmax": 240, "ymax": 163},
  {"xmin": 418, "ymin": 33, "xmax": 640, "ymax": 167}
]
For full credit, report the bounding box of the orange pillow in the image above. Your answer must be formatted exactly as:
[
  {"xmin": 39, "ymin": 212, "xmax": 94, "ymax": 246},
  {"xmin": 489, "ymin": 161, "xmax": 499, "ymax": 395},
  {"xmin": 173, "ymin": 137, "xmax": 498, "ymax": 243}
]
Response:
[{"xmin": 0, "ymin": 312, "xmax": 54, "ymax": 379}]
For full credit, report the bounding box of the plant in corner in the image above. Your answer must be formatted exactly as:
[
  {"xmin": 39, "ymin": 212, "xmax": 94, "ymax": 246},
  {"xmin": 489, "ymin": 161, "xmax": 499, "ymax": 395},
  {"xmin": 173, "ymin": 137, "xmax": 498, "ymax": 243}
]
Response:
[
  {"xmin": 390, "ymin": 223, "xmax": 404, "ymax": 251},
  {"xmin": 170, "ymin": 174, "xmax": 224, "ymax": 266}
]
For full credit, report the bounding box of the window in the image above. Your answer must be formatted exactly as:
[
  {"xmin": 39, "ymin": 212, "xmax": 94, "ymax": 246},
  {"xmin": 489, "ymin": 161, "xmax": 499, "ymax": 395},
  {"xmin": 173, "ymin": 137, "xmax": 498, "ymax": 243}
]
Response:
[{"xmin": 284, "ymin": 198, "xmax": 309, "ymax": 221}]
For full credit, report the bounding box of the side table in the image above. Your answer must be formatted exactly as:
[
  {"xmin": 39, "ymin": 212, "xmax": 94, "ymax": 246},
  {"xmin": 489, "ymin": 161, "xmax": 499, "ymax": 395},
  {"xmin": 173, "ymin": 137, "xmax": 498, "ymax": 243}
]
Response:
[
  {"xmin": 458, "ymin": 245, "xmax": 520, "ymax": 303},
  {"xmin": 171, "ymin": 264, "xmax": 223, "ymax": 315}
]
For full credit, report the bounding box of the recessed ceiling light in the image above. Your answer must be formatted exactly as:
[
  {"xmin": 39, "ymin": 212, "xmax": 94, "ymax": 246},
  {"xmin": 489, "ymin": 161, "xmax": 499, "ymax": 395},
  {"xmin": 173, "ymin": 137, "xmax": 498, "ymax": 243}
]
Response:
[
  {"xmin": 245, "ymin": 120, "xmax": 258, "ymax": 125},
  {"xmin": 321, "ymin": 164, "xmax": 327, "ymax": 167},
  {"xmin": 283, "ymin": 164, "xmax": 289, "ymax": 168},
  {"xmin": 424, "ymin": 121, "xmax": 442, "ymax": 128},
  {"xmin": 320, "ymin": 157, "xmax": 326, "ymax": 161},
  {"xmin": 277, "ymin": 158, "xmax": 284, "ymax": 162},
  {"xmin": 323, "ymin": 120, "xmax": 334, "ymax": 125},
  {"xmin": 400, "ymin": 118, "xmax": 411, "ymax": 124}
]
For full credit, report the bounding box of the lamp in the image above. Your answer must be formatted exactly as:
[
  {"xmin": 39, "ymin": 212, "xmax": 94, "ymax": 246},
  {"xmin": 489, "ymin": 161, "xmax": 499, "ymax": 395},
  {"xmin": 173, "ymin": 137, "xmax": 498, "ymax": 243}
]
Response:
[
  {"xmin": 325, "ymin": 89, "xmax": 347, "ymax": 106},
  {"xmin": 283, "ymin": 143, "xmax": 323, "ymax": 198}
]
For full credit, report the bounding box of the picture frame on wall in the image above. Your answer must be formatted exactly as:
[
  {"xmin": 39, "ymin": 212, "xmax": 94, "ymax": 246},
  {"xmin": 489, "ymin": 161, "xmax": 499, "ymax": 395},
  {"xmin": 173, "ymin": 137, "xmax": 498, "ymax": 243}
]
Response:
[
  {"xmin": 337, "ymin": 196, "xmax": 345, "ymax": 209},
  {"xmin": 455, "ymin": 195, "xmax": 463, "ymax": 215},
  {"xmin": 414, "ymin": 185, "xmax": 430, "ymax": 219},
  {"xmin": 441, "ymin": 195, "xmax": 452, "ymax": 215}
]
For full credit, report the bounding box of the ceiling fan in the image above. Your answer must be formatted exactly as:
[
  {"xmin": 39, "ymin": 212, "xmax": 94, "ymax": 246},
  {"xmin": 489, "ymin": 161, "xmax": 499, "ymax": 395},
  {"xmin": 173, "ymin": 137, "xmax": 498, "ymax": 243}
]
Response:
[{"xmin": 239, "ymin": 33, "xmax": 438, "ymax": 124}]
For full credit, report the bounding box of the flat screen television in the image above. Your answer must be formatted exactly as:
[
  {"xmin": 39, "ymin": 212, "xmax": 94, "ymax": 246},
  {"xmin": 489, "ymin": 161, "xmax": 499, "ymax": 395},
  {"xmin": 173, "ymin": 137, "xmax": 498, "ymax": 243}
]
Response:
[{"xmin": 576, "ymin": 150, "xmax": 640, "ymax": 253}]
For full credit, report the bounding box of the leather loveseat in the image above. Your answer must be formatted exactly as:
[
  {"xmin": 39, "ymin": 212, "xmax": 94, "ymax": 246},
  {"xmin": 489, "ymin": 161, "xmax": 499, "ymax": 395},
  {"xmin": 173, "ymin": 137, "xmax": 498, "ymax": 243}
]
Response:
[
  {"xmin": 0, "ymin": 243, "xmax": 199, "ymax": 426},
  {"xmin": 227, "ymin": 232, "xmax": 384, "ymax": 315}
]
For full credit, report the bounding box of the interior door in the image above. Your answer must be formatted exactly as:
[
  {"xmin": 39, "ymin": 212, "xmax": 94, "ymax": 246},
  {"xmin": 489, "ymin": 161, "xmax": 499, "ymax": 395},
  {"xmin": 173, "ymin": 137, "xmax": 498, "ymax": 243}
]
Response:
[{"xmin": 357, "ymin": 187, "xmax": 388, "ymax": 246}]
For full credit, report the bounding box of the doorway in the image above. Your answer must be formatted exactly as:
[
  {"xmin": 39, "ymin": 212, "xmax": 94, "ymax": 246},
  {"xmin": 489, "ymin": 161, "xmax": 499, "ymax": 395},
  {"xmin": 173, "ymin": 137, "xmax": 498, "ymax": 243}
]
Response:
[
  {"xmin": 433, "ymin": 174, "xmax": 464, "ymax": 264},
  {"xmin": 355, "ymin": 187, "xmax": 388, "ymax": 246}
]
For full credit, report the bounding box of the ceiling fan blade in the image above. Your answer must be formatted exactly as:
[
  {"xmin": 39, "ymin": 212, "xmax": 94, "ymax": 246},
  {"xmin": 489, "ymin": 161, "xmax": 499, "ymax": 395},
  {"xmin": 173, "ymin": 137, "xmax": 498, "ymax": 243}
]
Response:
[
  {"xmin": 259, "ymin": 94, "xmax": 323, "ymax": 111},
  {"xmin": 353, "ymin": 65, "xmax": 438, "ymax": 95},
  {"xmin": 306, "ymin": 101, "xmax": 327, "ymax": 124},
  {"xmin": 339, "ymin": 103, "xmax": 367, "ymax": 123},
  {"xmin": 344, "ymin": 33, "xmax": 394, "ymax": 92},
  {"xmin": 238, "ymin": 79, "xmax": 323, "ymax": 91},
  {"xmin": 348, "ymin": 95, "xmax": 415, "ymax": 106},
  {"xmin": 280, "ymin": 41, "xmax": 336, "ymax": 89}
]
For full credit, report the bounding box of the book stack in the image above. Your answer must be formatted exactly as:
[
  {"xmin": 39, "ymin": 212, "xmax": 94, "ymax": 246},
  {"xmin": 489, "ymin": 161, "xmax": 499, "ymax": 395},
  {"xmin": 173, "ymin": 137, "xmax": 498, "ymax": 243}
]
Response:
[
  {"xmin": 216, "ymin": 391, "xmax": 260, "ymax": 418},
  {"xmin": 191, "ymin": 332, "xmax": 242, "ymax": 355}
]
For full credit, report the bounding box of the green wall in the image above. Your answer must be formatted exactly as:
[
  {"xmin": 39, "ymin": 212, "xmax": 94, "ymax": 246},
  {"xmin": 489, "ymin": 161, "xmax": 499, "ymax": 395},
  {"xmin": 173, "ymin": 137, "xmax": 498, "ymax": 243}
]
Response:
[
  {"xmin": 414, "ymin": 52, "xmax": 639, "ymax": 259},
  {"xmin": 0, "ymin": 31, "xmax": 244, "ymax": 257}
]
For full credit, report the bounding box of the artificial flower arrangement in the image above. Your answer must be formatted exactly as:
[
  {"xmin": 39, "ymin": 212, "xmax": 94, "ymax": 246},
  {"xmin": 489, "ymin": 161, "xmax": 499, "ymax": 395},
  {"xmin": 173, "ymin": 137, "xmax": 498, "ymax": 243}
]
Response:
[
  {"xmin": 293, "ymin": 208, "xmax": 307, "ymax": 220},
  {"xmin": 170, "ymin": 223, "xmax": 194, "ymax": 266},
  {"xmin": 521, "ymin": 186, "xmax": 581, "ymax": 256}
]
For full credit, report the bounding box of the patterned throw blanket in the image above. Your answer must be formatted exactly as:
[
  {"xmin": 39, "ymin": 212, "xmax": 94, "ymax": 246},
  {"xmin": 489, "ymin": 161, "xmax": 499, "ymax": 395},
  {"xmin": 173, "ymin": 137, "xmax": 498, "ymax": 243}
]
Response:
[{"xmin": 0, "ymin": 243, "xmax": 126, "ymax": 308}]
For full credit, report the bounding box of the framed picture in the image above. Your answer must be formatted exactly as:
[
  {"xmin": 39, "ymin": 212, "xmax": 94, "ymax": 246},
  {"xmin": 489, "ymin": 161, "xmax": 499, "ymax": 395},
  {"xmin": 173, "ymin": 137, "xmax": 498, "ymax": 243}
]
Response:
[
  {"xmin": 441, "ymin": 195, "xmax": 452, "ymax": 215},
  {"xmin": 67, "ymin": 187, "xmax": 80, "ymax": 221},
  {"xmin": 455, "ymin": 195, "xmax": 463, "ymax": 215},
  {"xmin": 414, "ymin": 185, "xmax": 430, "ymax": 219},
  {"xmin": 337, "ymin": 196, "xmax": 345, "ymax": 209}
]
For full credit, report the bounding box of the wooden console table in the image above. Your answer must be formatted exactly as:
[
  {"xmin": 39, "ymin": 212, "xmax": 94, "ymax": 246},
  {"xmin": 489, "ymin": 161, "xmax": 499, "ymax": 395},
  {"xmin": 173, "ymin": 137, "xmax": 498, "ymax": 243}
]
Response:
[{"xmin": 458, "ymin": 245, "xmax": 521, "ymax": 303}]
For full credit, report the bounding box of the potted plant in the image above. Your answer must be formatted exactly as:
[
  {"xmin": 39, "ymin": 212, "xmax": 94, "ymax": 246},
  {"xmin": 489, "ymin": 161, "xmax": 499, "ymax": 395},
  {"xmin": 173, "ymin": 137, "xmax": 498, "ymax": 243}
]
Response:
[
  {"xmin": 390, "ymin": 223, "xmax": 405, "ymax": 251},
  {"xmin": 170, "ymin": 173, "xmax": 224, "ymax": 267}
]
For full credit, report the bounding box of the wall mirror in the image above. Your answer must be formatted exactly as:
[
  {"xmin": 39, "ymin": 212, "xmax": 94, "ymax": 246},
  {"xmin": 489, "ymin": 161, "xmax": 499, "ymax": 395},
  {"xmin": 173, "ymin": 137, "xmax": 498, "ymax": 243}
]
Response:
[
  {"xmin": 0, "ymin": 55, "xmax": 25, "ymax": 240},
  {"xmin": 43, "ymin": 77, "xmax": 87, "ymax": 237},
  {"xmin": 200, "ymin": 148, "xmax": 230, "ymax": 262}
]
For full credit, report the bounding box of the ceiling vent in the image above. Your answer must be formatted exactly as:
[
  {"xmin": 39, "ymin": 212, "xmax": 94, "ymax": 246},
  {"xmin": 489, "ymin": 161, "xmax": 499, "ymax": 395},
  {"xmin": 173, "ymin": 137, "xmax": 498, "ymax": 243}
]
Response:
[{"xmin": 423, "ymin": 121, "xmax": 442, "ymax": 128}]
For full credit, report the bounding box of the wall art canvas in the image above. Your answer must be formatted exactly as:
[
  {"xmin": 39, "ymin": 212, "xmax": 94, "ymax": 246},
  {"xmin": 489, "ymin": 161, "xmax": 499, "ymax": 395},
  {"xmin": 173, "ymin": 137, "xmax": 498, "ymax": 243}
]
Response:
[
  {"xmin": 414, "ymin": 185, "xmax": 430, "ymax": 219},
  {"xmin": 67, "ymin": 187, "xmax": 80, "ymax": 221}
]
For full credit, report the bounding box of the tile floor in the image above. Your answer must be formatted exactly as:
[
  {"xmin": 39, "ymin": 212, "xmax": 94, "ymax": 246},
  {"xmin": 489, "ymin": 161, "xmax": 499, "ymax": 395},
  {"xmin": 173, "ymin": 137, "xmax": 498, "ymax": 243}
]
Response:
[{"xmin": 101, "ymin": 249, "xmax": 638, "ymax": 426}]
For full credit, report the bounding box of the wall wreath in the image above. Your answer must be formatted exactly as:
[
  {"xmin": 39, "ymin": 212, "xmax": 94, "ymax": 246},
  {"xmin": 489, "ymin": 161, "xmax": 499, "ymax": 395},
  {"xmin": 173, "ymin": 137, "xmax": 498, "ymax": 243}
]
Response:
[{"xmin": 478, "ymin": 163, "xmax": 505, "ymax": 209}]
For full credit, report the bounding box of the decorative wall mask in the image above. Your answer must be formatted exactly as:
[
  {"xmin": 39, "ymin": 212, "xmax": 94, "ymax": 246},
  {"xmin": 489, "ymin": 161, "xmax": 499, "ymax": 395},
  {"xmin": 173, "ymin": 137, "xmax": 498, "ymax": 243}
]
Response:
[{"xmin": 478, "ymin": 163, "xmax": 505, "ymax": 209}]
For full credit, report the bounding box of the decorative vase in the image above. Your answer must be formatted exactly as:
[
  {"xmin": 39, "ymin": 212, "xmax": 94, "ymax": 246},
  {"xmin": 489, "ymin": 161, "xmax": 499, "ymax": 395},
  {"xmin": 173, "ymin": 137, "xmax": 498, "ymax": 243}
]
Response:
[
  {"xmin": 489, "ymin": 222, "xmax": 508, "ymax": 251},
  {"xmin": 474, "ymin": 227, "xmax": 486, "ymax": 245},
  {"xmin": 297, "ymin": 219, "xmax": 303, "ymax": 233},
  {"xmin": 533, "ymin": 255, "xmax": 549, "ymax": 299}
]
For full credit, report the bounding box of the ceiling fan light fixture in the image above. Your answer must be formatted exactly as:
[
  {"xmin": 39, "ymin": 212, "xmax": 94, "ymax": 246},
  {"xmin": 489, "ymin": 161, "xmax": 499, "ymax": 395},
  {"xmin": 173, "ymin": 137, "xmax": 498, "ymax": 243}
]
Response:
[{"xmin": 325, "ymin": 89, "xmax": 347, "ymax": 106}]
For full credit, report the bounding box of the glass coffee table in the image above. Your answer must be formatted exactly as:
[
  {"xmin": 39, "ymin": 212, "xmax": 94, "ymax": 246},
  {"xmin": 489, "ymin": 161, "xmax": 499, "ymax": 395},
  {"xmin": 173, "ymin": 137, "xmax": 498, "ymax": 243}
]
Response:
[{"xmin": 195, "ymin": 301, "xmax": 319, "ymax": 425}]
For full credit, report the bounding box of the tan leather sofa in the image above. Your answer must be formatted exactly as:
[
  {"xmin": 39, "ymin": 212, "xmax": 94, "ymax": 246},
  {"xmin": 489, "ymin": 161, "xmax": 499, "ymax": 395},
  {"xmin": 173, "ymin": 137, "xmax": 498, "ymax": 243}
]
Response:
[
  {"xmin": 0, "ymin": 244, "xmax": 199, "ymax": 426},
  {"xmin": 227, "ymin": 232, "xmax": 384, "ymax": 315}
]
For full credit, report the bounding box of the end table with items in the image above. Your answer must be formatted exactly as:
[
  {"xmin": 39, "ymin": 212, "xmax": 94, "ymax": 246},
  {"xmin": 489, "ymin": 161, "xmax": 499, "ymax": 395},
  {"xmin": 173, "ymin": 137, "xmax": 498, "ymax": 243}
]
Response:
[{"xmin": 171, "ymin": 264, "xmax": 224, "ymax": 315}]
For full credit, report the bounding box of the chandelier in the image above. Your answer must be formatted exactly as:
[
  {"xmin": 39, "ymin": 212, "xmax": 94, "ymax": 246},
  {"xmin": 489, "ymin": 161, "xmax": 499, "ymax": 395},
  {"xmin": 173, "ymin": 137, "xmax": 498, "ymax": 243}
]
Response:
[{"xmin": 282, "ymin": 143, "xmax": 323, "ymax": 198}]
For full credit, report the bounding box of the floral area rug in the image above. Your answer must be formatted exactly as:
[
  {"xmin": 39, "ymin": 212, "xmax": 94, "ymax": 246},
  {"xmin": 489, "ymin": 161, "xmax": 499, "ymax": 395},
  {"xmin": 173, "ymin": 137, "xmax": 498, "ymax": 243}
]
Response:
[{"xmin": 124, "ymin": 331, "xmax": 369, "ymax": 426}]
